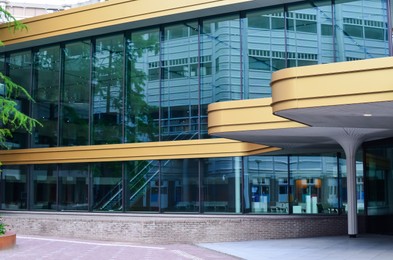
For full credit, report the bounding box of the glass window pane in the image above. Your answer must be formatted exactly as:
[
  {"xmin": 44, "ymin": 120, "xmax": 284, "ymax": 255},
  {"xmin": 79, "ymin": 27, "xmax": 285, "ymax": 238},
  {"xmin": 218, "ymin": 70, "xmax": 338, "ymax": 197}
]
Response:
[
  {"xmin": 1, "ymin": 165, "xmax": 28, "ymax": 210},
  {"xmin": 0, "ymin": 54, "xmax": 5, "ymax": 73},
  {"xmin": 32, "ymin": 45, "xmax": 60, "ymax": 147},
  {"xmin": 92, "ymin": 35, "xmax": 124, "ymax": 144},
  {"xmin": 366, "ymin": 150, "xmax": 389, "ymax": 213},
  {"xmin": 161, "ymin": 159, "xmax": 199, "ymax": 213},
  {"xmin": 246, "ymin": 156, "xmax": 289, "ymax": 214},
  {"xmin": 364, "ymin": 141, "xmax": 393, "ymax": 233},
  {"xmin": 202, "ymin": 157, "xmax": 242, "ymax": 213},
  {"xmin": 161, "ymin": 22, "xmax": 199, "ymax": 141},
  {"xmin": 61, "ymin": 40, "xmax": 91, "ymax": 146},
  {"xmin": 7, "ymin": 51, "xmax": 32, "ymax": 149},
  {"xmin": 335, "ymin": 0, "xmax": 389, "ymax": 61},
  {"xmin": 58, "ymin": 163, "xmax": 88, "ymax": 211},
  {"xmin": 92, "ymin": 162, "xmax": 123, "ymax": 211},
  {"xmin": 125, "ymin": 161, "xmax": 159, "ymax": 212},
  {"xmin": 201, "ymin": 15, "xmax": 241, "ymax": 137},
  {"xmin": 31, "ymin": 164, "xmax": 57, "ymax": 210},
  {"xmin": 365, "ymin": 27, "xmax": 385, "ymax": 40},
  {"xmin": 126, "ymin": 29, "xmax": 159, "ymax": 143},
  {"xmin": 246, "ymin": 8, "xmax": 285, "ymax": 99},
  {"xmin": 287, "ymin": 2, "xmax": 332, "ymax": 68},
  {"xmin": 291, "ymin": 155, "xmax": 340, "ymax": 214}
]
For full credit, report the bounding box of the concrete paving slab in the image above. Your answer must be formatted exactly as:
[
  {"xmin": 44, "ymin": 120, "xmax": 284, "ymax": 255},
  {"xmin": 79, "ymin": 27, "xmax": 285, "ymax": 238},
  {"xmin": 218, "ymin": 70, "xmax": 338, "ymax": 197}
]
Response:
[
  {"xmin": 199, "ymin": 235, "xmax": 393, "ymax": 260},
  {"xmin": 0, "ymin": 235, "xmax": 238, "ymax": 259},
  {"xmin": 2, "ymin": 234, "xmax": 392, "ymax": 260}
]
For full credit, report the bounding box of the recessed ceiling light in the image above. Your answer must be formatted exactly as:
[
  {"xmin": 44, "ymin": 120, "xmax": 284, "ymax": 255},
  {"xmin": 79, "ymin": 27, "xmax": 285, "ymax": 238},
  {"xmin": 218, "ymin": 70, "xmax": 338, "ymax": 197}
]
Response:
[{"xmin": 363, "ymin": 113, "xmax": 372, "ymax": 117}]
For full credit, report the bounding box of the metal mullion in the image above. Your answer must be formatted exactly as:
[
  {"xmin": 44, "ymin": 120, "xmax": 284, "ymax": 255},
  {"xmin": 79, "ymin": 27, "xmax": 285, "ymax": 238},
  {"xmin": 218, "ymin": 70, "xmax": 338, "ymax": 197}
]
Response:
[
  {"xmin": 197, "ymin": 19, "xmax": 202, "ymax": 140},
  {"xmin": 239, "ymin": 11, "xmax": 246, "ymax": 100},
  {"xmin": 158, "ymin": 25, "xmax": 164, "ymax": 142},
  {"xmin": 58, "ymin": 43, "xmax": 66, "ymax": 146},
  {"xmin": 241, "ymin": 157, "xmax": 245, "ymax": 214},
  {"xmin": 55, "ymin": 164, "xmax": 60, "ymax": 211},
  {"xmin": 158, "ymin": 160, "xmax": 162, "ymax": 213},
  {"xmin": 89, "ymin": 163, "xmax": 94, "ymax": 212},
  {"xmin": 332, "ymin": 0, "xmax": 337, "ymax": 62},
  {"xmin": 121, "ymin": 32, "xmax": 128, "ymax": 144},
  {"xmin": 337, "ymin": 152, "xmax": 342, "ymax": 215},
  {"xmin": 387, "ymin": 0, "xmax": 393, "ymax": 56},
  {"xmin": 198, "ymin": 159, "xmax": 204, "ymax": 214},
  {"xmin": 284, "ymin": 5, "xmax": 289, "ymax": 68},
  {"xmin": 362, "ymin": 147, "xmax": 368, "ymax": 216},
  {"xmin": 26, "ymin": 165, "xmax": 32, "ymax": 210},
  {"xmin": 121, "ymin": 162, "xmax": 126, "ymax": 213},
  {"xmin": 287, "ymin": 155, "xmax": 292, "ymax": 214},
  {"xmin": 88, "ymin": 38, "xmax": 95, "ymax": 145},
  {"xmin": 27, "ymin": 49, "xmax": 34, "ymax": 148}
]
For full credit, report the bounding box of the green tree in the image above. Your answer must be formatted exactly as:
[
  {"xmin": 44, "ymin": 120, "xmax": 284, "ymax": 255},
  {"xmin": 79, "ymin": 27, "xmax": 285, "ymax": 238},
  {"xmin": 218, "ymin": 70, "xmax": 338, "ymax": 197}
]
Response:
[{"xmin": 0, "ymin": 7, "xmax": 41, "ymax": 150}]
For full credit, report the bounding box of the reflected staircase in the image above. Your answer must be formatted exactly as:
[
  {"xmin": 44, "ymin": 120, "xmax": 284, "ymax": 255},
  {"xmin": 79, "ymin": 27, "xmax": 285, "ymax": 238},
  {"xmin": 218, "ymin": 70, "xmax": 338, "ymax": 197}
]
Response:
[{"xmin": 96, "ymin": 131, "xmax": 198, "ymax": 211}]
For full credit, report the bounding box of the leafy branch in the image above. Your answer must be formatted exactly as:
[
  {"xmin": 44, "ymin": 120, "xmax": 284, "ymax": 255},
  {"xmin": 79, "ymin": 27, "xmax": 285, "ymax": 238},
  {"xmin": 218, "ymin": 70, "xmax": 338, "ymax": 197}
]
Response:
[
  {"xmin": 0, "ymin": 6, "xmax": 28, "ymax": 46},
  {"xmin": 0, "ymin": 73, "xmax": 42, "ymax": 148},
  {"xmin": 0, "ymin": 7, "xmax": 40, "ymax": 149}
]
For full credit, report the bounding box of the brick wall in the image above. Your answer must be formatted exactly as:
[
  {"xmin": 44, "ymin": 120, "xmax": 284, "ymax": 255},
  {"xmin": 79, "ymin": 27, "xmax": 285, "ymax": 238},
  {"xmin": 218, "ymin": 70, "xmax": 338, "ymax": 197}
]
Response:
[{"xmin": 2, "ymin": 211, "xmax": 348, "ymax": 243}]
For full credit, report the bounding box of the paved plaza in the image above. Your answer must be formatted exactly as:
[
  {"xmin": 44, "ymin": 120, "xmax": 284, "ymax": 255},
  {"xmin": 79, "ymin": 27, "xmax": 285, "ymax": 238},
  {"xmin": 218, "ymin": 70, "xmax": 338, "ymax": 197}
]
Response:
[
  {"xmin": 0, "ymin": 235, "xmax": 237, "ymax": 259},
  {"xmin": 201, "ymin": 234, "xmax": 393, "ymax": 260},
  {"xmin": 1, "ymin": 234, "xmax": 393, "ymax": 259}
]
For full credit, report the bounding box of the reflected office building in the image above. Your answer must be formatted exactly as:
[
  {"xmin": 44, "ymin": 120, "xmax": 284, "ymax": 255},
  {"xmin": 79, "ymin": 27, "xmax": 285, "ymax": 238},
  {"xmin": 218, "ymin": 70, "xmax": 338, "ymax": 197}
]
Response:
[{"xmin": 0, "ymin": 0, "xmax": 393, "ymax": 243}]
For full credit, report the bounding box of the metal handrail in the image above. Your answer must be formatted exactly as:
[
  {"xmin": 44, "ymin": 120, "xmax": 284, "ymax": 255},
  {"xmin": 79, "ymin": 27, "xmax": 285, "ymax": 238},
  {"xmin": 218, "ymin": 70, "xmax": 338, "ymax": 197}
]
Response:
[{"xmin": 98, "ymin": 131, "xmax": 194, "ymax": 210}]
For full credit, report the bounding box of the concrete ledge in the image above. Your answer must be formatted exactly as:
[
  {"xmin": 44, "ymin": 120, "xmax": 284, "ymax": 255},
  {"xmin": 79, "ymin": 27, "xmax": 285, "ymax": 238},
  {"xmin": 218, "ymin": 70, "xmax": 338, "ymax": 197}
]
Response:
[
  {"xmin": 0, "ymin": 232, "xmax": 16, "ymax": 250},
  {"xmin": 1, "ymin": 211, "xmax": 347, "ymax": 243}
]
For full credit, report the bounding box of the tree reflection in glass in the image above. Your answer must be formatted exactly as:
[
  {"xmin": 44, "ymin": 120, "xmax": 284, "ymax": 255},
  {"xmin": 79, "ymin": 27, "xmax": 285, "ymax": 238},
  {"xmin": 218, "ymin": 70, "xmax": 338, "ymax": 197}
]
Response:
[
  {"xmin": 125, "ymin": 29, "xmax": 159, "ymax": 143},
  {"xmin": 92, "ymin": 35, "xmax": 124, "ymax": 144}
]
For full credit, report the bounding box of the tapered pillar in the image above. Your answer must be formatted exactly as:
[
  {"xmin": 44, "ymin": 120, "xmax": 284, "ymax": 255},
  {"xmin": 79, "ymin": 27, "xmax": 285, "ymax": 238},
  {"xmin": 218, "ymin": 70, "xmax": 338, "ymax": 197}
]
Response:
[{"xmin": 333, "ymin": 130, "xmax": 364, "ymax": 238}]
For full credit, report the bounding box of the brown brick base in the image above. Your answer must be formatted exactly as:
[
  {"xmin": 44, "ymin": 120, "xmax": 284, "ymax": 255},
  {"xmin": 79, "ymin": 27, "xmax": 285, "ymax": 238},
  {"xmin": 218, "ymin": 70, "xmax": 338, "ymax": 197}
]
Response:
[{"xmin": 2, "ymin": 211, "xmax": 348, "ymax": 243}]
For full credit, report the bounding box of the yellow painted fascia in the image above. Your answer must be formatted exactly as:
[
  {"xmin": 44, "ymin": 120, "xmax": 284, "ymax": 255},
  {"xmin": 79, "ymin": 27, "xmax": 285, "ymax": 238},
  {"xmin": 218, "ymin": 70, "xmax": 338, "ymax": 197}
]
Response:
[
  {"xmin": 0, "ymin": 0, "xmax": 253, "ymax": 46},
  {"xmin": 271, "ymin": 56, "xmax": 393, "ymax": 113},
  {"xmin": 0, "ymin": 138, "xmax": 279, "ymax": 165},
  {"xmin": 208, "ymin": 98, "xmax": 306, "ymax": 135}
]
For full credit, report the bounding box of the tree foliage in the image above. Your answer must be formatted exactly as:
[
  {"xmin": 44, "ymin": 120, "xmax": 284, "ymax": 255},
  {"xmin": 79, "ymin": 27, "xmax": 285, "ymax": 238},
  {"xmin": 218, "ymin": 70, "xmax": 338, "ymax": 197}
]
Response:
[
  {"xmin": 0, "ymin": 7, "xmax": 41, "ymax": 149},
  {"xmin": 0, "ymin": 6, "xmax": 27, "ymax": 46}
]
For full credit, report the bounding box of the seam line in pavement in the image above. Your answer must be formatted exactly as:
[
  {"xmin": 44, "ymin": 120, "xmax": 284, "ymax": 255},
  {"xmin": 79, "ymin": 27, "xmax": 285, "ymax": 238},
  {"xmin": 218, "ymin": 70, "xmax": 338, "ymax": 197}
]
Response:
[
  {"xmin": 16, "ymin": 236, "xmax": 165, "ymax": 250},
  {"xmin": 171, "ymin": 249, "xmax": 204, "ymax": 260}
]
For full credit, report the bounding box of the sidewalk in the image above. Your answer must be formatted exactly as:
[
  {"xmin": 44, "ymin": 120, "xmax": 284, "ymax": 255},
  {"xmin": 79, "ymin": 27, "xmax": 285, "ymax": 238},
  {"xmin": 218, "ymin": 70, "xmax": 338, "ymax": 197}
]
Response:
[
  {"xmin": 199, "ymin": 234, "xmax": 393, "ymax": 260},
  {"xmin": 1, "ymin": 234, "xmax": 393, "ymax": 259},
  {"xmin": 0, "ymin": 235, "xmax": 238, "ymax": 260}
]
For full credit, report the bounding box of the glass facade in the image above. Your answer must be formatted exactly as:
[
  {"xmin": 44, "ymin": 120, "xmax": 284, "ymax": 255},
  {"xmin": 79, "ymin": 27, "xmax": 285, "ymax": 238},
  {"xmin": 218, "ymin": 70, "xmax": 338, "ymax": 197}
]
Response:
[
  {"xmin": 58, "ymin": 163, "xmax": 88, "ymax": 211},
  {"xmin": 0, "ymin": 0, "xmax": 390, "ymax": 217},
  {"xmin": 0, "ymin": 165, "xmax": 28, "ymax": 210},
  {"xmin": 61, "ymin": 40, "xmax": 91, "ymax": 146},
  {"xmin": 366, "ymin": 149, "xmax": 391, "ymax": 215},
  {"xmin": 92, "ymin": 35, "xmax": 124, "ymax": 145},
  {"xmin": 7, "ymin": 51, "xmax": 32, "ymax": 149},
  {"xmin": 31, "ymin": 164, "xmax": 57, "ymax": 210},
  {"xmin": 125, "ymin": 29, "xmax": 160, "ymax": 143},
  {"xmin": 246, "ymin": 7, "xmax": 286, "ymax": 98},
  {"xmin": 33, "ymin": 45, "xmax": 60, "ymax": 148},
  {"xmin": 1, "ymin": 154, "xmax": 359, "ymax": 215},
  {"xmin": 1, "ymin": 0, "xmax": 389, "ymax": 147},
  {"xmin": 92, "ymin": 162, "xmax": 122, "ymax": 211},
  {"xmin": 364, "ymin": 139, "xmax": 393, "ymax": 234}
]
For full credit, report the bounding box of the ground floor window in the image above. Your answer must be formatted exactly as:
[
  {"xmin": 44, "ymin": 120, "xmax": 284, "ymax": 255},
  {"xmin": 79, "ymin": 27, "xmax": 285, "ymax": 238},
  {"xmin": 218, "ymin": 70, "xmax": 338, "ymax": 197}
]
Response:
[{"xmin": 0, "ymin": 153, "xmax": 357, "ymax": 215}]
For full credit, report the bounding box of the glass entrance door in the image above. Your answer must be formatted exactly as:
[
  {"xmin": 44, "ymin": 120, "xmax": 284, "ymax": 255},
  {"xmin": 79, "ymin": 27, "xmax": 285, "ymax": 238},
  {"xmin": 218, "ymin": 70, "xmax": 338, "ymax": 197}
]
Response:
[{"xmin": 365, "ymin": 143, "xmax": 393, "ymax": 234}]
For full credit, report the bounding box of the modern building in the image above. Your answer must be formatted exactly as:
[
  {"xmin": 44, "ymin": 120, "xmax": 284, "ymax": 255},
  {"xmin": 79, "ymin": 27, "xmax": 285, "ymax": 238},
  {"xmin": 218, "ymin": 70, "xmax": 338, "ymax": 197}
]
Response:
[
  {"xmin": 0, "ymin": 0, "xmax": 392, "ymax": 243},
  {"xmin": 0, "ymin": 0, "xmax": 105, "ymax": 21}
]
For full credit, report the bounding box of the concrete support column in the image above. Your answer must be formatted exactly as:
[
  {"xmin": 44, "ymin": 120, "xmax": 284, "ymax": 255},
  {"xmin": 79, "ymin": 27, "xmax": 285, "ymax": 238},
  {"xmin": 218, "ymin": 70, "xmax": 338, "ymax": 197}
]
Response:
[
  {"xmin": 334, "ymin": 131, "xmax": 363, "ymax": 238},
  {"xmin": 235, "ymin": 157, "xmax": 241, "ymax": 213}
]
